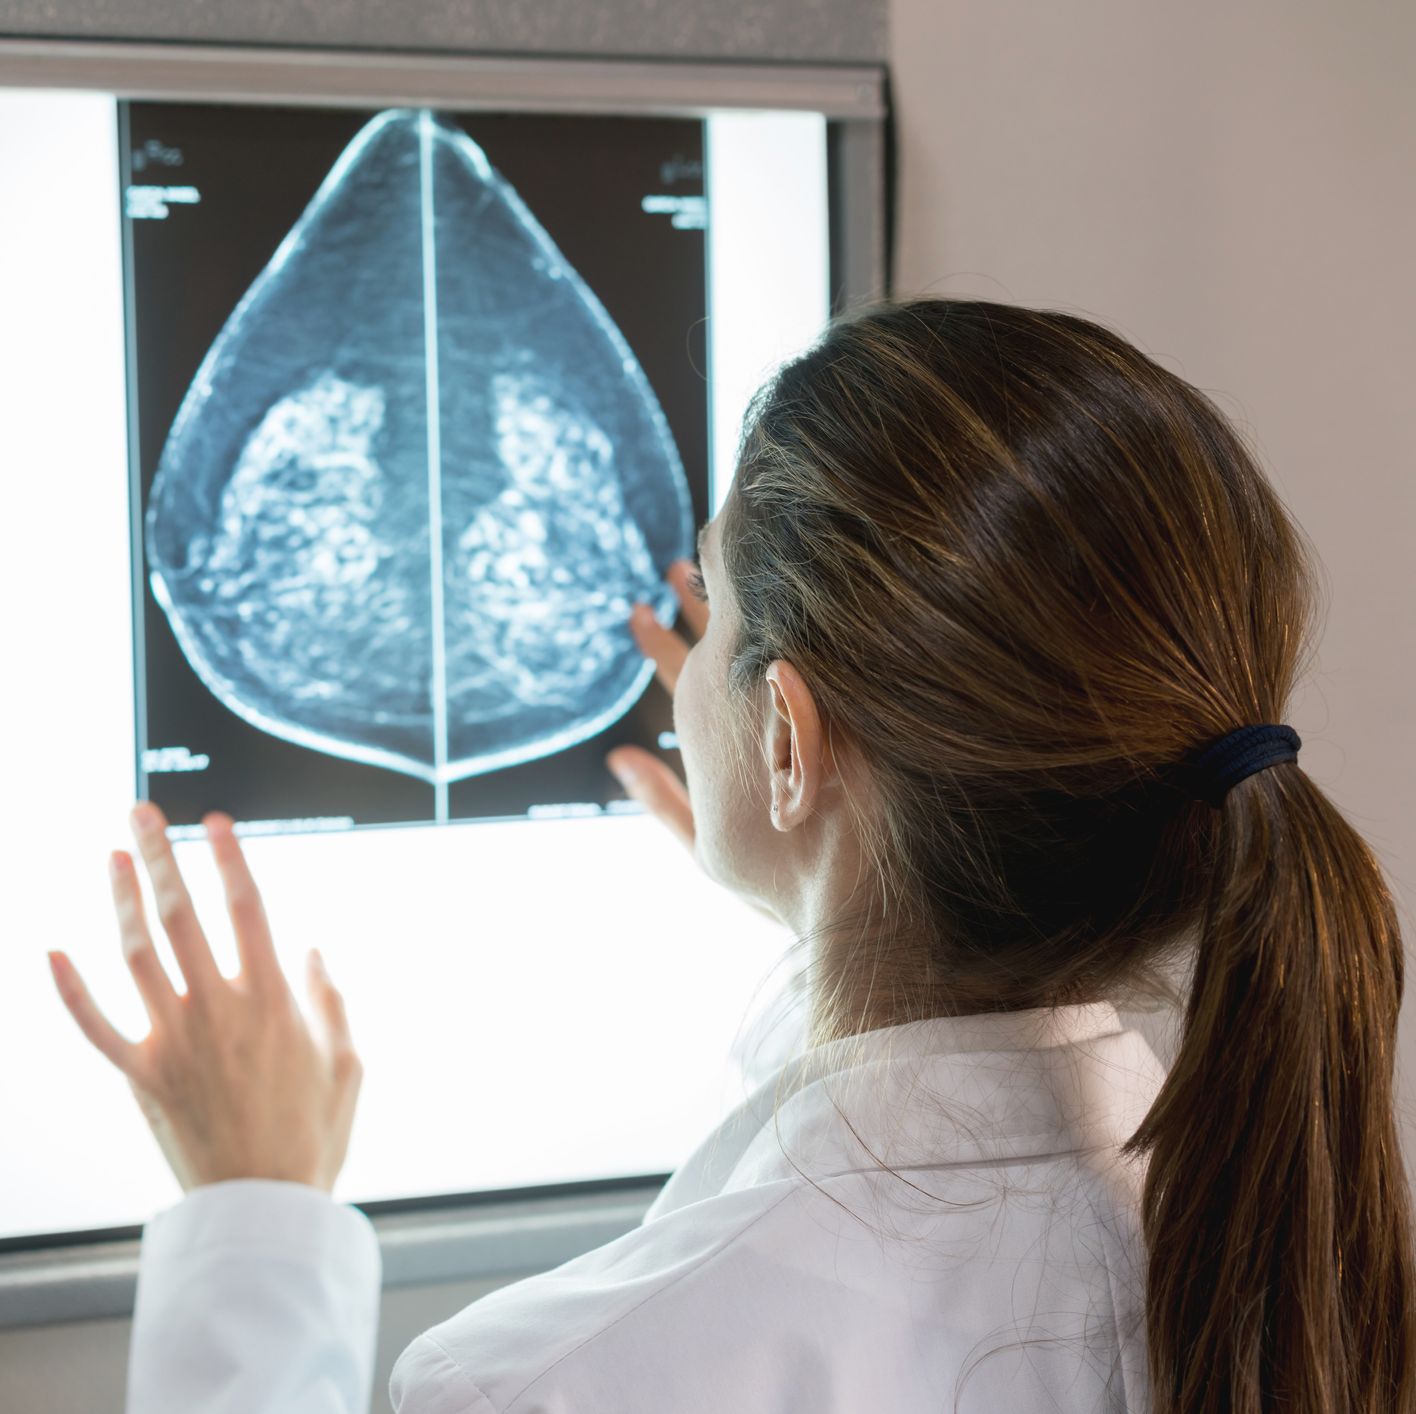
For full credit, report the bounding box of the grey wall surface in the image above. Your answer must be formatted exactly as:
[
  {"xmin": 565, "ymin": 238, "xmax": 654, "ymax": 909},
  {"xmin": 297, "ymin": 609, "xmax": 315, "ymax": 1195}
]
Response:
[
  {"xmin": 0, "ymin": 0, "xmax": 886, "ymax": 63},
  {"xmin": 891, "ymin": 0, "xmax": 1416, "ymax": 1206}
]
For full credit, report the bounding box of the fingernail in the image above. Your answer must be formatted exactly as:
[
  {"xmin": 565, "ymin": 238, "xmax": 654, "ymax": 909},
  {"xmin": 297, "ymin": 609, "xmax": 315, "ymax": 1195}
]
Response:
[
  {"xmin": 608, "ymin": 755, "xmax": 639, "ymax": 786},
  {"xmin": 131, "ymin": 802, "xmax": 161, "ymax": 833},
  {"xmin": 109, "ymin": 851, "xmax": 131, "ymax": 876}
]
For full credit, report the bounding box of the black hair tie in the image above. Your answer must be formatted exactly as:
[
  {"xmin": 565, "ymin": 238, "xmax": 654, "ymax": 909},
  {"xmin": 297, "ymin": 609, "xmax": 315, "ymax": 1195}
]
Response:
[{"xmin": 1177, "ymin": 723, "xmax": 1302, "ymax": 809}]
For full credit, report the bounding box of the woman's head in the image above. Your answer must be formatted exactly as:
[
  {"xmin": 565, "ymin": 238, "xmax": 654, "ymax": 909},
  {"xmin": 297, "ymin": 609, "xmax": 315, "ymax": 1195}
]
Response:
[
  {"xmin": 681, "ymin": 296, "xmax": 1319, "ymax": 1038},
  {"xmin": 675, "ymin": 296, "xmax": 1413, "ymax": 1414}
]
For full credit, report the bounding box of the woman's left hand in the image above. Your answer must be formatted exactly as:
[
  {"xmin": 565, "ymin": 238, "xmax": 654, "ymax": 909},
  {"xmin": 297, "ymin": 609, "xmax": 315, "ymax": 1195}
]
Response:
[{"xmin": 47, "ymin": 802, "xmax": 363, "ymax": 1195}]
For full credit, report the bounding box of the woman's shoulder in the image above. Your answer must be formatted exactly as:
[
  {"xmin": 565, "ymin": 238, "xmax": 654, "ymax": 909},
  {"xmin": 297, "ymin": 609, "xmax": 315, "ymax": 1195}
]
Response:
[
  {"xmin": 389, "ymin": 1153, "xmax": 1148, "ymax": 1413},
  {"xmin": 388, "ymin": 1178, "xmax": 801, "ymax": 1412}
]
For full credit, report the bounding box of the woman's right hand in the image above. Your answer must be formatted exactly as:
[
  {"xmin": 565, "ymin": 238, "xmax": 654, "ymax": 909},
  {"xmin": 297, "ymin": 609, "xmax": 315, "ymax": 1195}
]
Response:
[
  {"xmin": 606, "ymin": 558, "xmax": 707, "ymax": 853},
  {"xmin": 608, "ymin": 560, "xmax": 780, "ymax": 926}
]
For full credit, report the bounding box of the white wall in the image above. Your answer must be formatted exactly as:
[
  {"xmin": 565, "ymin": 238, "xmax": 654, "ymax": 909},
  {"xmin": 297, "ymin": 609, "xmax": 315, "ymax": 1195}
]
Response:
[{"xmin": 890, "ymin": 0, "xmax": 1416, "ymax": 1138}]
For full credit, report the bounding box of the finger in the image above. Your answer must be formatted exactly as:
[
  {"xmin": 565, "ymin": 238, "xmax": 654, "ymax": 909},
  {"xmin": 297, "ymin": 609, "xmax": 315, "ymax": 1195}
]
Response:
[
  {"xmin": 203, "ymin": 812, "xmax": 285, "ymax": 997},
  {"xmin": 128, "ymin": 802, "xmax": 224, "ymax": 998},
  {"xmin": 666, "ymin": 558, "xmax": 709, "ymax": 639},
  {"xmin": 47, "ymin": 951, "xmax": 145, "ymax": 1077},
  {"xmin": 109, "ymin": 850, "xmax": 181, "ymax": 1029},
  {"xmin": 606, "ymin": 747, "xmax": 695, "ymax": 852},
  {"xmin": 629, "ymin": 603, "xmax": 690, "ymax": 697},
  {"xmin": 308, "ymin": 950, "xmax": 355, "ymax": 1056}
]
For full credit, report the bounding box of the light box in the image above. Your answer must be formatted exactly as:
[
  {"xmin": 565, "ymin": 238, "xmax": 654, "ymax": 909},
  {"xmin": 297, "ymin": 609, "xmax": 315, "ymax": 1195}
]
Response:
[{"xmin": 0, "ymin": 42, "xmax": 887, "ymax": 1248}]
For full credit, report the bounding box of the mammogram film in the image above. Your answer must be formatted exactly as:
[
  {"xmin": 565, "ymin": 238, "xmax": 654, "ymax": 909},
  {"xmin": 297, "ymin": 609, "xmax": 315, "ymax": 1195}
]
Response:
[{"xmin": 144, "ymin": 108, "xmax": 693, "ymax": 785}]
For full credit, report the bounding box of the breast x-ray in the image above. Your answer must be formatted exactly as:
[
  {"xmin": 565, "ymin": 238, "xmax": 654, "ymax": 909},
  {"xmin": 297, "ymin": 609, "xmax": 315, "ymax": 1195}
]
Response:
[{"xmin": 121, "ymin": 101, "xmax": 709, "ymax": 836}]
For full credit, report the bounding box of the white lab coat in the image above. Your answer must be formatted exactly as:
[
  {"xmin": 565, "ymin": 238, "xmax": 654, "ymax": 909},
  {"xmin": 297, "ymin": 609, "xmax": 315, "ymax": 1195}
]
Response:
[{"xmin": 126, "ymin": 999, "xmax": 1167, "ymax": 1413}]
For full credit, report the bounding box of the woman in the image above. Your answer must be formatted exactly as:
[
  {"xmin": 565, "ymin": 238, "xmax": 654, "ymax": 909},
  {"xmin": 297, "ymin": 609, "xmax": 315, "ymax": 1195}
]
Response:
[{"xmin": 50, "ymin": 297, "xmax": 1414, "ymax": 1413}]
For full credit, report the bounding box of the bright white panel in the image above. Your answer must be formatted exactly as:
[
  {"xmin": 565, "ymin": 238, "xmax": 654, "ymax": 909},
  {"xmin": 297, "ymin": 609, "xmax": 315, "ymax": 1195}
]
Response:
[
  {"xmin": 0, "ymin": 92, "xmax": 826, "ymax": 1242},
  {"xmin": 706, "ymin": 110, "xmax": 832, "ymax": 510}
]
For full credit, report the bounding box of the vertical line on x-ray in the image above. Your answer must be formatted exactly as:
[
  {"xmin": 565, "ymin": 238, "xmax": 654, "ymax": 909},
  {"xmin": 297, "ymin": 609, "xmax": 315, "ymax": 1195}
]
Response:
[{"xmin": 420, "ymin": 109, "xmax": 450, "ymax": 823}]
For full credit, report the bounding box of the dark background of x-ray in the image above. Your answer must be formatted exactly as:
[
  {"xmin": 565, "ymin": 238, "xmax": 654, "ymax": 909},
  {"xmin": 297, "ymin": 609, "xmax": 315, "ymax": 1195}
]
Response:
[{"xmin": 121, "ymin": 100, "xmax": 708, "ymax": 834}]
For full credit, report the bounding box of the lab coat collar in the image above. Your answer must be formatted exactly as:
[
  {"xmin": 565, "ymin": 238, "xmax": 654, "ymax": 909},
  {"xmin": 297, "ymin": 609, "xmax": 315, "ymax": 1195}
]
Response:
[{"xmin": 644, "ymin": 1000, "xmax": 1167, "ymax": 1222}]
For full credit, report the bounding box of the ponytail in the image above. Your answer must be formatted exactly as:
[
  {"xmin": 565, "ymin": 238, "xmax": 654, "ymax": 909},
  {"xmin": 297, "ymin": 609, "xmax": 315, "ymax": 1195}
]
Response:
[{"xmin": 1122, "ymin": 764, "xmax": 1416, "ymax": 1413}]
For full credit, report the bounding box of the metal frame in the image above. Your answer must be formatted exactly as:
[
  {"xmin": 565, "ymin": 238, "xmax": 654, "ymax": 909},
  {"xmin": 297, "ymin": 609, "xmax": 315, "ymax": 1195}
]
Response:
[
  {"xmin": 0, "ymin": 37, "xmax": 888, "ymax": 1327},
  {"xmin": 2, "ymin": 1180, "xmax": 665, "ymax": 1328},
  {"xmin": 0, "ymin": 38, "xmax": 886, "ymax": 117}
]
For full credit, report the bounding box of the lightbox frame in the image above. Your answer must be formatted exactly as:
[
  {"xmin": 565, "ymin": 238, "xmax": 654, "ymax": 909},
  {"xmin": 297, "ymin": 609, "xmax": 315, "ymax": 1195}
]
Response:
[{"xmin": 0, "ymin": 35, "xmax": 890, "ymax": 1327}]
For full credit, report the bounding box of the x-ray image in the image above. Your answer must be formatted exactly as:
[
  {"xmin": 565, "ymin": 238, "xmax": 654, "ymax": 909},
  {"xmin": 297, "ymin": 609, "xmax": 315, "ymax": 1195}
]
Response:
[{"xmin": 121, "ymin": 101, "xmax": 709, "ymax": 835}]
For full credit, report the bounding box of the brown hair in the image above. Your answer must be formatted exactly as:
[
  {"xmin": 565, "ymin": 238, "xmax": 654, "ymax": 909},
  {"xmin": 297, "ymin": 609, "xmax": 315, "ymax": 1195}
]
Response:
[{"xmin": 716, "ymin": 296, "xmax": 1414, "ymax": 1413}]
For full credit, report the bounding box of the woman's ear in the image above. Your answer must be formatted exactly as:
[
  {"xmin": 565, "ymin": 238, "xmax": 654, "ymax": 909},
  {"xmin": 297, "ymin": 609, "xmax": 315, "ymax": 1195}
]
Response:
[{"xmin": 763, "ymin": 660, "xmax": 825, "ymax": 826}]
